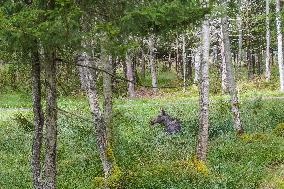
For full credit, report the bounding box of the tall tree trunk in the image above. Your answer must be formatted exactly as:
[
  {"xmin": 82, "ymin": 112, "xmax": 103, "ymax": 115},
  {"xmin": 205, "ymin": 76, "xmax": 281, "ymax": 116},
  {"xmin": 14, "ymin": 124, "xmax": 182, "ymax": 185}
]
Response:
[
  {"xmin": 196, "ymin": 17, "xmax": 210, "ymax": 161},
  {"xmin": 221, "ymin": 14, "xmax": 244, "ymax": 135},
  {"xmin": 141, "ymin": 48, "xmax": 146, "ymax": 80},
  {"xmin": 149, "ymin": 35, "xmax": 158, "ymax": 93},
  {"xmin": 31, "ymin": 47, "xmax": 44, "ymax": 189},
  {"xmin": 182, "ymin": 33, "xmax": 187, "ymax": 92},
  {"xmin": 44, "ymin": 51, "xmax": 57, "ymax": 189},
  {"xmin": 237, "ymin": 0, "xmax": 243, "ymax": 68},
  {"xmin": 126, "ymin": 50, "xmax": 135, "ymax": 97},
  {"xmin": 112, "ymin": 56, "xmax": 118, "ymax": 87},
  {"xmin": 186, "ymin": 51, "xmax": 193, "ymax": 84},
  {"xmin": 220, "ymin": 26, "xmax": 229, "ymax": 95},
  {"xmin": 77, "ymin": 52, "xmax": 113, "ymax": 178},
  {"xmin": 257, "ymin": 52, "xmax": 261, "ymax": 76},
  {"xmin": 247, "ymin": 45, "xmax": 253, "ymax": 80},
  {"xmin": 103, "ymin": 53, "xmax": 113, "ymax": 126},
  {"xmin": 175, "ymin": 36, "xmax": 179, "ymax": 73},
  {"xmin": 194, "ymin": 47, "xmax": 201, "ymax": 84},
  {"xmin": 276, "ymin": 0, "xmax": 284, "ymax": 91},
  {"xmin": 271, "ymin": 49, "xmax": 274, "ymax": 66},
  {"xmin": 252, "ymin": 52, "xmax": 256, "ymax": 75},
  {"xmin": 265, "ymin": 0, "xmax": 271, "ymax": 81}
]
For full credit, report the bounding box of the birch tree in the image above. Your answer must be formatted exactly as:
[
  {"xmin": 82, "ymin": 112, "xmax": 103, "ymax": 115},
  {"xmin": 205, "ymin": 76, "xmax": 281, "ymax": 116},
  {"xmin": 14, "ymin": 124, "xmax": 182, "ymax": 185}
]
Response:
[
  {"xmin": 220, "ymin": 25, "xmax": 229, "ymax": 94},
  {"xmin": 194, "ymin": 46, "xmax": 201, "ymax": 84},
  {"xmin": 220, "ymin": 4, "xmax": 244, "ymax": 134},
  {"xmin": 126, "ymin": 49, "xmax": 136, "ymax": 97},
  {"xmin": 237, "ymin": 0, "xmax": 244, "ymax": 67},
  {"xmin": 276, "ymin": 0, "xmax": 284, "ymax": 92},
  {"xmin": 265, "ymin": 0, "xmax": 271, "ymax": 81},
  {"xmin": 196, "ymin": 15, "xmax": 210, "ymax": 161},
  {"xmin": 182, "ymin": 33, "xmax": 187, "ymax": 92},
  {"xmin": 149, "ymin": 35, "xmax": 158, "ymax": 93},
  {"xmin": 77, "ymin": 52, "xmax": 114, "ymax": 179}
]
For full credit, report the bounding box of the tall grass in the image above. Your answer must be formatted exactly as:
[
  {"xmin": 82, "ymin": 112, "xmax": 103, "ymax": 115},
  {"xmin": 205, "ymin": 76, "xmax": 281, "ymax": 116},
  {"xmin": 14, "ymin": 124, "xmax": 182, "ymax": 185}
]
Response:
[{"xmin": 1, "ymin": 96, "xmax": 284, "ymax": 188}]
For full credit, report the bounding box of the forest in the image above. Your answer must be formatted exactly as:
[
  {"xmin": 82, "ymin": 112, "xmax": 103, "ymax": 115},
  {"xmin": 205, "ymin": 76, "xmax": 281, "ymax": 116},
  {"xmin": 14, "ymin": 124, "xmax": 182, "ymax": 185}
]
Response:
[{"xmin": 0, "ymin": 0, "xmax": 284, "ymax": 188}]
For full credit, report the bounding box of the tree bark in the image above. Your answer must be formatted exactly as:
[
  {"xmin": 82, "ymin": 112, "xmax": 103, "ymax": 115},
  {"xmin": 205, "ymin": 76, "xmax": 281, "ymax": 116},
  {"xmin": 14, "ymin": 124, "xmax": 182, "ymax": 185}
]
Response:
[
  {"xmin": 237, "ymin": 0, "xmax": 243, "ymax": 68},
  {"xmin": 43, "ymin": 51, "xmax": 57, "ymax": 189},
  {"xmin": 186, "ymin": 51, "xmax": 193, "ymax": 84},
  {"xmin": 221, "ymin": 14, "xmax": 244, "ymax": 134},
  {"xmin": 103, "ymin": 53, "xmax": 113, "ymax": 126},
  {"xmin": 276, "ymin": 0, "xmax": 284, "ymax": 91},
  {"xmin": 126, "ymin": 50, "xmax": 135, "ymax": 97},
  {"xmin": 141, "ymin": 48, "xmax": 146, "ymax": 80},
  {"xmin": 247, "ymin": 44, "xmax": 253, "ymax": 80},
  {"xmin": 182, "ymin": 33, "xmax": 187, "ymax": 92},
  {"xmin": 265, "ymin": 0, "xmax": 271, "ymax": 81},
  {"xmin": 196, "ymin": 17, "xmax": 210, "ymax": 161},
  {"xmin": 194, "ymin": 47, "xmax": 201, "ymax": 84},
  {"xmin": 31, "ymin": 47, "xmax": 44, "ymax": 189},
  {"xmin": 77, "ymin": 52, "xmax": 113, "ymax": 178},
  {"xmin": 220, "ymin": 26, "xmax": 229, "ymax": 95},
  {"xmin": 149, "ymin": 35, "xmax": 158, "ymax": 93},
  {"xmin": 175, "ymin": 36, "xmax": 180, "ymax": 74}
]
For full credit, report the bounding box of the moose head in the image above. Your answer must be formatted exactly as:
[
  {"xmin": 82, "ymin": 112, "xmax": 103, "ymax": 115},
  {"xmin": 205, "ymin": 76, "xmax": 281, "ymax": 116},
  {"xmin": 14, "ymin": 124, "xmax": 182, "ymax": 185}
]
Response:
[{"xmin": 150, "ymin": 109, "xmax": 167, "ymax": 125}]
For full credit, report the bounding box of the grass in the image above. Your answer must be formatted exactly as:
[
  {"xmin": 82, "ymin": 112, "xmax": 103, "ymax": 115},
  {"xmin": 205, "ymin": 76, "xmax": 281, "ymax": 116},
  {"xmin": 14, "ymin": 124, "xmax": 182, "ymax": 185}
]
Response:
[
  {"xmin": 0, "ymin": 93, "xmax": 31, "ymax": 108},
  {"xmin": 1, "ymin": 64, "xmax": 284, "ymax": 188},
  {"xmin": 1, "ymin": 93, "xmax": 284, "ymax": 188}
]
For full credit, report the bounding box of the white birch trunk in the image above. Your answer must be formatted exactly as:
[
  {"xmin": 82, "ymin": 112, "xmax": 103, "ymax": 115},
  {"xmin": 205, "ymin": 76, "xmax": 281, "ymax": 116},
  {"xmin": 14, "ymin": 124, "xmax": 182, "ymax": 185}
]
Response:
[
  {"xmin": 126, "ymin": 50, "xmax": 135, "ymax": 97},
  {"xmin": 194, "ymin": 47, "xmax": 201, "ymax": 84},
  {"xmin": 149, "ymin": 35, "xmax": 158, "ymax": 93},
  {"xmin": 221, "ymin": 14, "xmax": 244, "ymax": 134},
  {"xmin": 196, "ymin": 17, "xmax": 210, "ymax": 161},
  {"xmin": 77, "ymin": 52, "xmax": 113, "ymax": 178},
  {"xmin": 220, "ymin": 27, "xmax": 229, "ymax": 95},
  {"xmin": 265, "ymin": 0, "xmax": 271, "ymax": 81},
  {"xmin": 237, "ymin": 0, "xmax": 243, "ymax": 67},
  {"xmin": 276, "ymin": 0, "xmax": 284, "ymax": 91},
  {"xmin": 182, "ymin": 33, "xmax": 187, "ymax": 92}
]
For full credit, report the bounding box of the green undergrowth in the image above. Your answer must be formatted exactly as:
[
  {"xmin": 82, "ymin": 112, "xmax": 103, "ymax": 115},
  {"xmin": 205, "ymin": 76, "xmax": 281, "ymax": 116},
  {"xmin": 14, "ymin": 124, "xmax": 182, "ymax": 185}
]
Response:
[
  {"xmin": 0, "ymin": 95, "xmax": 284, "ymax": 188},
  {"xmin": 0, "ymin": 93, "xmax": 31, "ymax": 108}
]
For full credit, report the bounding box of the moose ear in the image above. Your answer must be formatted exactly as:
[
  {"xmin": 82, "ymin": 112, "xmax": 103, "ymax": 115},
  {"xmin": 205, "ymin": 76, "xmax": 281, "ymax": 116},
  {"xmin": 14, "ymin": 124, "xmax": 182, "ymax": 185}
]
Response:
[{"xmin": 160, "ymin": 108, "xmax": 166, "ymax": 115}]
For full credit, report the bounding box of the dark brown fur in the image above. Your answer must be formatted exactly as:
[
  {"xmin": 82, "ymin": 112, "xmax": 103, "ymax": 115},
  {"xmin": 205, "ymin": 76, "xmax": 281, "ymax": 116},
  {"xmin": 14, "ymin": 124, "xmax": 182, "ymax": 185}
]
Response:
[{"xmin": 150, "ymin": 109, "xmax": 181, "ymax": 134}]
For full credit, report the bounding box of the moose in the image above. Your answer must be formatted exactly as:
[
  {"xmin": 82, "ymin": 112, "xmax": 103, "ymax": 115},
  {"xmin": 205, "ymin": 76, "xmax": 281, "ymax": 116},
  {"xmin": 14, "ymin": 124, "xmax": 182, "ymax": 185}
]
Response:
[{"xmin": 150, "ymin": 109, "xmax": 181, "ymax": 134}]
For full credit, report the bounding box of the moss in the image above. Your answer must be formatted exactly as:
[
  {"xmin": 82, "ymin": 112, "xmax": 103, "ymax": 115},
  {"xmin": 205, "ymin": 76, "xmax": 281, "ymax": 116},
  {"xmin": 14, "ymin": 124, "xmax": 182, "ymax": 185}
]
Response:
[
  {"xmin": 94, "ymin": 140, "xmax": 122, "ymax": 188},
  {"xmin": 105, "ymin": 144, "xmax": 115, "ymax": 162},
  {"xmin": 94, "ymin": 176, "xmax": 104, "ymax": 188},
  {"xmin": 107, "ymin": 165, "xmax": 122, "ymax": 188},
  {"xmin": 191, "ymin": 157, "xmax": 209, "ymax": 176},
  {"xmin": 240, "ymin": 132, "xmax": 267, "ymax": 143},
  {"xmin": 172, "ymin": 157, "xmax": 209, "ymax": 176},
  {"xmin": 273, "ymin": 123, "xmax": 284, "ymax": 137},
  {"xmin": 93, "ymin": 165, "xmax": 122, "ymax": 189}
]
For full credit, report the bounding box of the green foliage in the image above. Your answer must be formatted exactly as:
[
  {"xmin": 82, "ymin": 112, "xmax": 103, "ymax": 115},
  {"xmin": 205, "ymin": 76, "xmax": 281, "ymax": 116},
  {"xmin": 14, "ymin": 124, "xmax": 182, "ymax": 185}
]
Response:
[
  {"xmin": 0, "ymin": 63, "xmax": 31, "ymax": 93},
  {"xmin": 0, "ymin": 93, "xmax": 31, "ymax": 108},
  {"xmin": 273, "ymin": 123, "xmax": 284, "ymax": 137},
  {"xmin": 121, "ymin": 0, "xmax": 210, "ymax": 35},
  {"xmin": 13, "ymin": 112, "xmax": 33, "ymax": 132}
]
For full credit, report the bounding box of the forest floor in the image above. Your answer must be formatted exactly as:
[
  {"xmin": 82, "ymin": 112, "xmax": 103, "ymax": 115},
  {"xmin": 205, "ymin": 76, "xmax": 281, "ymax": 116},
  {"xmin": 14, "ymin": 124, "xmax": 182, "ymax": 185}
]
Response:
[{"xmin": 0, "ymin": 90, "xmax": 284, "ymax": 188}]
